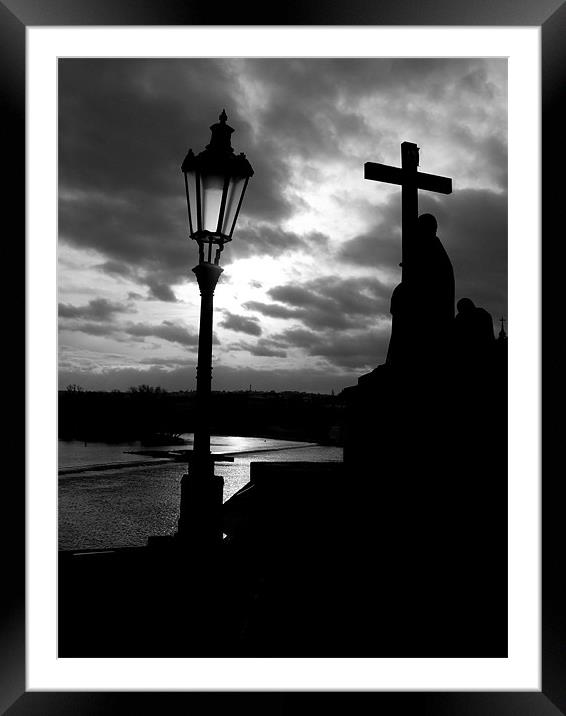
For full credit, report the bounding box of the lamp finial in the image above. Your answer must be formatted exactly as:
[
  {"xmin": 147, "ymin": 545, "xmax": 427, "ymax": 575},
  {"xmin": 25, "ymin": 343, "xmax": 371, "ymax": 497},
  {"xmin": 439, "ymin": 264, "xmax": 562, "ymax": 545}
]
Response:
[{"xmin": 207, "ymin": 110, "xmax": 234, "ymax": 153}]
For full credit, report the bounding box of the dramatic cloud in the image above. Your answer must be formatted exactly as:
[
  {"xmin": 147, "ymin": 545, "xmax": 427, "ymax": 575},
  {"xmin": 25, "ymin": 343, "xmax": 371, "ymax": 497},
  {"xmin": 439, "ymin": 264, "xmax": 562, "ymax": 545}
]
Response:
[
  {"xmin": 60, "ymin": 321, "xmax": 116, "ymax": 337},
  {"xmin": 224, "ymin": 226, "xmax": 327, "ymax": 262},
  {"xmin": 219, "ymin": 311, "xmax": 262, "ymax": 336},
  {"xmin": 245, "ymin": 276, "xmax": 390, "ymax": 332},
  {"xmin": 96, "ymin": 260, "xmax": 134, "ymax": 277},
  {"xmin": 60, "ymin": 318, "xmax": 202, "ymax": 350},
  {"xmin": 139, "ymin": 357, "xmax": 192, "ymax": 368},
  {"xmin": 228, "ymin": 338, "xmax": 288, "ymax": 358},
  {"xmin": 243, "ymin": 301, "xmax": 298, "ymax": 321},
  {"xmin": 58, "ymin": 298, "xmax": 134, "ymax": 321},
  {"xmin": 58, "ymin": 57, "xmax": 507, "ymax": 390},
  {"xmin": 274, "ymin": 326, "xmax": 390, "ymax": 370},
  {"xmin": 59, "ymin": 190, "xmax": 190, "ymax": 291},
  {"xmin": 123, "ymin": 321, "xmax": 200, "ymax": 347},
  {"xmin": 145, "ymin": 279, "xmax": 179, "ymax": 303},
  {"xmin": 338, "ymin": 195, "xmax": 403, "ymax": 271}
]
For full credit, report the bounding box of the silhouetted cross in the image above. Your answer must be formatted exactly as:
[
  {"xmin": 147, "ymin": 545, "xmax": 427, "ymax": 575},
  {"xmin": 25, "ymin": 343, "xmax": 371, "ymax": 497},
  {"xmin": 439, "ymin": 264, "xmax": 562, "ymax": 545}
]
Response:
[{"xmin": 364, "ymin": 142, "xmax": 452, "ymax": 276}]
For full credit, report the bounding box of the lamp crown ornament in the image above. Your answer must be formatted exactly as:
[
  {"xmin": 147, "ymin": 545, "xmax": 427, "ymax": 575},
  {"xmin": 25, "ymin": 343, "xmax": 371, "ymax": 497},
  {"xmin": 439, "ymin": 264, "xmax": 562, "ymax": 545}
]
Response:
[{"xmin": 206, "ymin": 109, "xmax": 235, "ymax": 154}]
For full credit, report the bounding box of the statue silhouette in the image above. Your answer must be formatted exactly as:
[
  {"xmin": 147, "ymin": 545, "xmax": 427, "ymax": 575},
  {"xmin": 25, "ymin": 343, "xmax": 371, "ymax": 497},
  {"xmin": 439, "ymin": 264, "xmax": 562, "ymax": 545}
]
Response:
[
  {"xmin": 339, "ymin": 210, "xmax": 506, "ymax": 656},
  {"xmin": 386, "ymin": 213, "xmax": 455, "ymax": 367},
  {"xmin": 453, "ymin": 297, "xmax": 496, "ymax": 367}
]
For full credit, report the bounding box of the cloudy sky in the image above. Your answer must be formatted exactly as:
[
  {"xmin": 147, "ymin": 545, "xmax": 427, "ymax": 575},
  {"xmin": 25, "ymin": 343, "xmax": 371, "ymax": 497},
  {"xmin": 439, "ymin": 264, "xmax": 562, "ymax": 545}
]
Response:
[{"xmin": 58, "ymin": 58, "xmax": 507, "ymax": 393}]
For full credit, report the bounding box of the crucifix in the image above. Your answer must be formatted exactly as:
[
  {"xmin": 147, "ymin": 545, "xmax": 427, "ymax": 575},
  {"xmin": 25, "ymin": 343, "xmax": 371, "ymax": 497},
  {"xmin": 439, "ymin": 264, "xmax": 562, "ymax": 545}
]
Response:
[{"xmin": 364, "ymin": 142, "xmax": 452, "ymax": 278}]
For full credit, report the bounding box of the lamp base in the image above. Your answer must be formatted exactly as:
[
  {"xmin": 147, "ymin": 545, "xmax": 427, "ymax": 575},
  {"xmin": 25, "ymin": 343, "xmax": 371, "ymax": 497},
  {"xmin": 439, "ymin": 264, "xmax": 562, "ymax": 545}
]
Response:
[{"xmin": 176, "ymin": 470, "xmax": 224, "ymax": 550}]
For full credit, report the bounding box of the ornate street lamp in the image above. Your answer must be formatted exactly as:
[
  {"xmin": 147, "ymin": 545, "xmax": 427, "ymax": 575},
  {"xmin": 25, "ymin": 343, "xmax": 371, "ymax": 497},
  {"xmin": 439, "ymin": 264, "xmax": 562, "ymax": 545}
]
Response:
[
  {"xmin": 176, "ymin": 110, "xmax": 253, "ymax": 549},
  {"xmin": 181, "ymin": 109, "xmax": 254, "ymax": 266}
]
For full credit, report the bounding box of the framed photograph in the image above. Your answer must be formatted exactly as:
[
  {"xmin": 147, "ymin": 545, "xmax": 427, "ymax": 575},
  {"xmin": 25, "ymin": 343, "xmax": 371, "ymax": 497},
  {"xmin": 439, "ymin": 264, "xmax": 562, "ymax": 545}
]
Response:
[{"xmin": 8, "ymin": 0, "xmax": 558, "ymax": 711}]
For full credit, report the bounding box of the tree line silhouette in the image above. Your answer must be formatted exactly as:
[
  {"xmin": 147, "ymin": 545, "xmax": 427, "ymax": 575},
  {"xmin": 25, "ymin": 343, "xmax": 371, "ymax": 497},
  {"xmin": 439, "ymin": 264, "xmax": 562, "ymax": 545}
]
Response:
[{"xmin": 59, "ymin": 387, "xmax": 346, "ymax": 445}]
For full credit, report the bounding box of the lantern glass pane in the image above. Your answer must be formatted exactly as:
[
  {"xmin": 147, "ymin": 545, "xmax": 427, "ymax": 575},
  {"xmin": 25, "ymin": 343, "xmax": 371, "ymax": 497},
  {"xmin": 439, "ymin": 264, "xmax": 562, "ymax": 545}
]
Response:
[
  {"xmin": 201, "ymin": 172, "xmax": 225, "ymax": 233},
  {"xmin": 186, "ymin": 170, "xmax": 198, "ymax": 234},
  {"xmin": 221, "ymin": 175, "xmax": 246, "ymax": 236}
]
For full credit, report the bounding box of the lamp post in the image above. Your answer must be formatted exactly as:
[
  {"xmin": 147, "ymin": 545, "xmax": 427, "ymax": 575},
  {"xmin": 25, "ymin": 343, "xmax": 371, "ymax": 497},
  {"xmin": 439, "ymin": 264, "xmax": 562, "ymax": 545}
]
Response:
[{"xmin": 176, "ymin": 110, "xmax": 254, "ymax": 549}]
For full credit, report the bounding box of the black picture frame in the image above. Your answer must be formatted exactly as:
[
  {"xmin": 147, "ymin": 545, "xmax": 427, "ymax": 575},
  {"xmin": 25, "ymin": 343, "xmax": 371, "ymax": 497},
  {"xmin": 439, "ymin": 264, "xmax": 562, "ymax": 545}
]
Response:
[{"xmin": 8, "ymin": 0, "xmax": 560, "ymax": 712}]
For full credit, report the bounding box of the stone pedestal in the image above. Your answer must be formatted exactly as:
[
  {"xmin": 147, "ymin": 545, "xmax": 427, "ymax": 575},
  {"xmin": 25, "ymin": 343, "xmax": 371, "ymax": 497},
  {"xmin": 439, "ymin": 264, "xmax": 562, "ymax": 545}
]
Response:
[
  {"xmin": 176, "ymin": 471, "xmax": 224, "ymax": 551},
  {"xmin": 340, "ymin": 356, "xmax": 508, "ymax": 654}
]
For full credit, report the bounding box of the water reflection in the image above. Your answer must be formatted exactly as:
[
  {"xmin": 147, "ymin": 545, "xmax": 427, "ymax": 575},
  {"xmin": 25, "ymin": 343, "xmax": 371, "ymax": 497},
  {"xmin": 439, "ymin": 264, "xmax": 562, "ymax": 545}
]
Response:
[{"xmin": 59, "ymin": 438, "xmax": 342, "ymax": 551}]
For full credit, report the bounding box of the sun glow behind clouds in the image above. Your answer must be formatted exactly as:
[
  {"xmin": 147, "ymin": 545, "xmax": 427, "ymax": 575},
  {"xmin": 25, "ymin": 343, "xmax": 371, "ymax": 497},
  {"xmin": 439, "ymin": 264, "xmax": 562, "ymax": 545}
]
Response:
[
  {"xmin": 57, "ymin": 57, "xmax": 508, "ymax": 390},
  {"xmin": 221, "ymin": 255, "xmax": 290, "ymax": 301},
  {"xmin": 283, "ymin": 156, "xmax": 374, "ymax": 242}
]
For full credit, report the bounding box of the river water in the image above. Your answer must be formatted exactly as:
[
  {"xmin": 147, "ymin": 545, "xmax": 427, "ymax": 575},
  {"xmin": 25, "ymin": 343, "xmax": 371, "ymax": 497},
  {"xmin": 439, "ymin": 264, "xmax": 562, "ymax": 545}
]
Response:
[{"xmin": 59, "ymin": 434, "xmax": 342, "ymax": 551}]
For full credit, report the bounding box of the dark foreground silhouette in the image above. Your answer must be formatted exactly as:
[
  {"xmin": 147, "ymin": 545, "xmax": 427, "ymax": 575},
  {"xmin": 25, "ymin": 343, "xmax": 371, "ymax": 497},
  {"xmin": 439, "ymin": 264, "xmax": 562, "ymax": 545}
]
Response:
[{"xmin": 59, "ymin": 212, "xmax": 507, "ymax": 657}]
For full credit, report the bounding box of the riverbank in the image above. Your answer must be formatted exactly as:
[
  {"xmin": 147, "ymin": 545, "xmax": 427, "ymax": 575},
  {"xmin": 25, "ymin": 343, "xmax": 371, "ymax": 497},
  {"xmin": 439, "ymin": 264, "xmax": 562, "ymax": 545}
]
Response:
[
  {"xmin": 59, "ymin": 438, "xmax": 342, "ymax": 551},
  {"xmin": 58, "ymin": 442, "xmax": 322, "ymax": 476}
]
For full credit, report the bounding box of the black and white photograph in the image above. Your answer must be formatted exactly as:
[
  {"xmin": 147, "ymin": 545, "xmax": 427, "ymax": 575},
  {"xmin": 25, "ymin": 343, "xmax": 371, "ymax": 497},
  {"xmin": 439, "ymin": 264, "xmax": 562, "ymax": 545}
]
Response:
[
  {"xmin": 1, "ymin": 0, "xmax": 558, "ymax": 706},
  {"xmin": 56, "ymin": 57, "xmax": 509, "ymax": 658}
]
